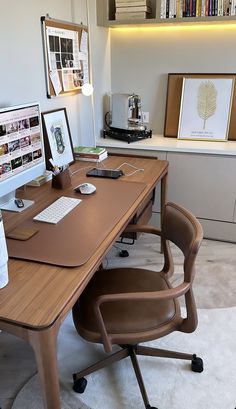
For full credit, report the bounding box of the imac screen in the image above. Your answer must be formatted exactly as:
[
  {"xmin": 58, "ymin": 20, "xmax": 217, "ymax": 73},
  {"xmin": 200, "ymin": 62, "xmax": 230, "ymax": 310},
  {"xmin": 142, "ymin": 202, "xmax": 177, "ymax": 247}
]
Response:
[{"xmin": 0, "ymin": 103, "xmax": 45, "ymax": 211}]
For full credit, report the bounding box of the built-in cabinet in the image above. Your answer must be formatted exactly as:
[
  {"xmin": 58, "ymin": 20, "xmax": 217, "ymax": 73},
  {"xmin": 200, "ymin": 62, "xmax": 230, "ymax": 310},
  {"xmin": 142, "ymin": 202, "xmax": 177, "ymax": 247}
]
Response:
[
  {"xmin": 97, "ymin": 137, "xmax": 236, "ymax": 243},
  {"xmin": 166, "ymin": 152, "xmax": 236, "ymax": 242},
  {"xmin": 167, "ymin": 152, "xmax": 236, "ymax": 223},
  {"xmin": 97, "ymin": 0, "xmax": 236, "ymax": 27}
]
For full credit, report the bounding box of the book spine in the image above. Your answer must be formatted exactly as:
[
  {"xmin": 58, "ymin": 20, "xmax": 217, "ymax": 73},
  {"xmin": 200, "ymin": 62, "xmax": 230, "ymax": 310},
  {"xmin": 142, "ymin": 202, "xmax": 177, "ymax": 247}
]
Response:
[
  {"xmin": 189, "ymin": 0, "xmax": 192, "ymax": 15},
  {"xmin": 116, "ymin": 5, "xmax": 151, "ymax": 12},
  {"xmin": 209, "ymin": 0, "xmax": 213, "ymax": 15},
  {"xmin": 74, "ymin": 153, "xmax": 103, "ymax": 159},
  {"xmin": 231, "ymin": 0, "xmax": 235, "ymax": 14},
  {"xmin": 166, "ymin": 0, "xmax": 170, "ymax": 17},
  {"xmin": 75, "ymin": 157, "xmax": 105, "ymax": 162},
  {"xmin": 212, "ymin": 0, "xmax": 215, "ymax": 14},
  {"xmin": 169, "ymin": 0, "xmax": 175, "ymax": 17},
  {"xmin": 176, "ymin": 0, "xmax": 183, "ymax": 17},
  {"xmin": 201, "ymin": 0, "xmax": 206, "ymax": 14},
  {"xmin": 223, "ymin": 0, "xmax": 230, "ymax": 14},
  {"xmin": 116, "ymin": 0, "xmax": 151, "ymax": 5},
  {"xmin": 116, "ymin": 0, "xmax": 148, "ymax": 2},
  {"xmin": 219, "ymin": 0, "xmax": 223, "ymax": 14},
  {"xmin": 192, "ymin": 0, "xmax": 196, "ymax": 15},
  {"xmin": 174, "ymin": 0, "xmax": 177, "ymax": 16},
  {"xmin": 161, "ymin": 0, "xmax": 167, "ymax": 17},
  {"xmin": 73, "ymin": 148, "xmax": 105, "ymax": 155},
  {"xmin": 196, "ymin": 0, "xmax": 201, "ymax": 15},
  {"xmin": 185, "ymin": 0, "xmax": 190, "ymax": 16},
  {"xmin": 115, "ymin": 11, "xmax": 150, "ymax": 18}
]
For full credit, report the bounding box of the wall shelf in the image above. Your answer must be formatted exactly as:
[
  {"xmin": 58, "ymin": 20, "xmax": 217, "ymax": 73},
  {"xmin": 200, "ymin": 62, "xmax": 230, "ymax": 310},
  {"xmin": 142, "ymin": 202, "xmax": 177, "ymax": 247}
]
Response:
[{"xmin": 97, "ymin": 0, "xmax": 236, "ymax": 28}]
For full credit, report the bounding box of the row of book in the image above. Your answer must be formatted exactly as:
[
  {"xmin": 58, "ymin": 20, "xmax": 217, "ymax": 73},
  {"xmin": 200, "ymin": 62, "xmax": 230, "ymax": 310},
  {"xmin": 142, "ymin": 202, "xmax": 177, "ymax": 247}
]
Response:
[
  {"xmin": 73, "ymin": 146, "xmax": 108, "ymax": 162},
  {"xmin": 115, "ymin": 0, "xmax": 152, "ymax": 20},
  {"xmin": 160, "ymin": 0, "xmax": 236, "ymax": 18}
]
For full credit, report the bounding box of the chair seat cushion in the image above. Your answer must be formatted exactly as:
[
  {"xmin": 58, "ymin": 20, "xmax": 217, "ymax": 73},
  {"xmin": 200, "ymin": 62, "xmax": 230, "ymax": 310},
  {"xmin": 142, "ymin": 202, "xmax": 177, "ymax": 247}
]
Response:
[{"xmin": 73, "ymin": 268, "xmax": 181, "ymax": 344}]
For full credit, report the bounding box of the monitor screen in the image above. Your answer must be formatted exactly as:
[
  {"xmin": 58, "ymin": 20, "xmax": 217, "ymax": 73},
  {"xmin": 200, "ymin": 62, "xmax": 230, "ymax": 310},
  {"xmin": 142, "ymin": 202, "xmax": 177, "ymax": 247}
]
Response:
[{"xmin": 0, "ymin": 102, "xmax": 46, "ymax": 211}]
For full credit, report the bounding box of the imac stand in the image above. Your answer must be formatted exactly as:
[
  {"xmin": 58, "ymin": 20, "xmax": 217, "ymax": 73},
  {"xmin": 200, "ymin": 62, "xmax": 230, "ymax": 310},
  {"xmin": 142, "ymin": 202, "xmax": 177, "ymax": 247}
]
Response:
[{"xmin": 0, "ymin": 191, "xmax": 34, "ymax": 213}]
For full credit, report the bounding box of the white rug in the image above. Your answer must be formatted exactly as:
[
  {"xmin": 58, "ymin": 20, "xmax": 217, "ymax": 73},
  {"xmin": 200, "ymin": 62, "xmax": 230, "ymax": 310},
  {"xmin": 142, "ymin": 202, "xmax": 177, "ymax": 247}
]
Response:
[{"xmin": 13, "ymin": 308, "xmax": 236, "ymax": 409}]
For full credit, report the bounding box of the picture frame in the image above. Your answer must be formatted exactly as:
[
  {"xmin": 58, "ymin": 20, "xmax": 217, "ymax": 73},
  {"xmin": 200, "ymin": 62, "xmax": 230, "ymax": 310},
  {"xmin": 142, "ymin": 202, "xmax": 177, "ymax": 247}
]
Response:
[
  {"xmin": 178, "ymin": 77, "xmax": 235, "ymax": 141},
  {"xmin": 42, "ymin": 108, "xmax": 74, "ymax": 169}
]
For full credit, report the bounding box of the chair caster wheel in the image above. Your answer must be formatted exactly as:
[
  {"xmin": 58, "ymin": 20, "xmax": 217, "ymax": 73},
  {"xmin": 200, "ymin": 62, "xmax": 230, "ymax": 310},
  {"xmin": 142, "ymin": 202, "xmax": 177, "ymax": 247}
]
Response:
[
  {"xmin": 146, "ymin": 405, "xmax": 158, "ymax": 409},
  {"xmin": 72, "ymin": 375, "xmax": 87, "ymax": 393},
  {"xmin": 191, "ymin": 354, "xmax": 204, "ymax": 373},
  {"xmin": 119, "ymin": 249, "xmax": 129, "ymax": 257}
]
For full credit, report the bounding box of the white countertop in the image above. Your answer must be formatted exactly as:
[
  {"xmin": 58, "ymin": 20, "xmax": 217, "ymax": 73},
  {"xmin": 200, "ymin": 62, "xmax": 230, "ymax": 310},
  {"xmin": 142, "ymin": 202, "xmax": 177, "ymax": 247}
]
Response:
[{"xmin": 97, "ymin": 134, "xmax": 236, "ymax": 156}]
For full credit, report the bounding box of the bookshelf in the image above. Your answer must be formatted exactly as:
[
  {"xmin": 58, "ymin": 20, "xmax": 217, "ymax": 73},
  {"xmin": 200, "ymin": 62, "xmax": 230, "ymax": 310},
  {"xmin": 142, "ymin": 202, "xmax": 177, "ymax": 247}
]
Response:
[{"xmin": 97, "ymin": 0, "xmax": 236, "ymax": 27}]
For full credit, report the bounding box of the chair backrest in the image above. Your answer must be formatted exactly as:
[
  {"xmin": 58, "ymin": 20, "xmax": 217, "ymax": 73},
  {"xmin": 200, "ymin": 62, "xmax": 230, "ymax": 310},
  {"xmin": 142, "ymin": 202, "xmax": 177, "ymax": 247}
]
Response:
[
  {"xmin": 162, "ymin": 202, "xmax": 203, "ymax": 277},
  {"xmin": 161, "ymin": 202, "xmax": 203, "ymax": 333},
  {"xmin": 163, "ymin": 202, "xmax": 203, "ymax": 258}
]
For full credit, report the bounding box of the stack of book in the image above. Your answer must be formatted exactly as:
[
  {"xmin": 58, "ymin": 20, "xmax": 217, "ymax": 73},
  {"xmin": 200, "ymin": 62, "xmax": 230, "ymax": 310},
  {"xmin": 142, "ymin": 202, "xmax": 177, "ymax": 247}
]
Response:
[
  {"xmin": 27, "ymin": 170, "xmax": 52, "ymax": 187},
  {"xmin": 73, "ymin": 146, "xmax": 108, "ymax": 162},
  {"xmin": 115, "ymin": 0, "xmax": 152, "ymax": 20}
]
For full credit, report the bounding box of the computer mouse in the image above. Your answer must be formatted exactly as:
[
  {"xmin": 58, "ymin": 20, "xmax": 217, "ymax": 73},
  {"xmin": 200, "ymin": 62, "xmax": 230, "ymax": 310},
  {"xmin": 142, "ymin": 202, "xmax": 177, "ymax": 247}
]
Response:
[{"xmin": 75, "ymin": 183, "xmax": 96, "ymax": 195}]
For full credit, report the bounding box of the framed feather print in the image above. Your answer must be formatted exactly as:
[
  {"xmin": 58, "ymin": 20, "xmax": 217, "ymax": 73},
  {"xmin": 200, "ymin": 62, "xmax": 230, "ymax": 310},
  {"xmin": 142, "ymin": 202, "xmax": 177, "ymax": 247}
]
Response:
[{"xmin": 177, "ymin": 77, "xmax": 235, "ymax": 141}]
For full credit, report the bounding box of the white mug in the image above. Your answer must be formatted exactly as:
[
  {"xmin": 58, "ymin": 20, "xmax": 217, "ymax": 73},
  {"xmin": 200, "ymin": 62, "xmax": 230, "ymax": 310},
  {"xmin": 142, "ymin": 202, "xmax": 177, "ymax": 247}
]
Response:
[{"xmin": 0, "ymin": 211, "xmax": 9, "ymax": 289}]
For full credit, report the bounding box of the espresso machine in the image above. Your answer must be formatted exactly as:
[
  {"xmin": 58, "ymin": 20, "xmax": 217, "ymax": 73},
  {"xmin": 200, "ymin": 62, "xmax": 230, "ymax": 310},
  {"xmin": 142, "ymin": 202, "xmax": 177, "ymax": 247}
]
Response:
[{"xmin": 103, "ymin": 93, "xmax": 152, "ymax": 143}]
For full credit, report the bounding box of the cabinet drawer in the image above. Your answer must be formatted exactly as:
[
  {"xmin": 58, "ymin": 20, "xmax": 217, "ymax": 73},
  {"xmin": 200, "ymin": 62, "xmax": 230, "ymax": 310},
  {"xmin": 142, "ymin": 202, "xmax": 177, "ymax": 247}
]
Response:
[{"xmin": 167, "ymin": 152, "xmax": 236, "ymax": 222}]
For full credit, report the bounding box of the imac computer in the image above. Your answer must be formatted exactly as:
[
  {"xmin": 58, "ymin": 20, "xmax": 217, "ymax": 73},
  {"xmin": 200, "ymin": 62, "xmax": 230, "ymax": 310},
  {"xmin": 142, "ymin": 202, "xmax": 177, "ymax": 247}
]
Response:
[{"xmin": 0, "ymin": 102, "xmax": 46, "ymax": 212}]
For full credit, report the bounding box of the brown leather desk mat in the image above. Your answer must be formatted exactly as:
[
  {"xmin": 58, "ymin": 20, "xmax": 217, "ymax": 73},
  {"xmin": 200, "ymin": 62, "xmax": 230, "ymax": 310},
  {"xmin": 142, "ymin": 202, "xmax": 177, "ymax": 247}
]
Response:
[{"xmin": 7, "ymin": 179, "xmax": 146, "ymax": 267}]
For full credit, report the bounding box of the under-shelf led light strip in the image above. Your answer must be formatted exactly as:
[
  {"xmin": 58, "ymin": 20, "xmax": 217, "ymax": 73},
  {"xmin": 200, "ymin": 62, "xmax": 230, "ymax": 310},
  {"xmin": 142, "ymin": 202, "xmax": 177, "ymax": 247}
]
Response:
[{"xmin": 112, "ymin": 23, "xmax": 236, "ymax": 32}]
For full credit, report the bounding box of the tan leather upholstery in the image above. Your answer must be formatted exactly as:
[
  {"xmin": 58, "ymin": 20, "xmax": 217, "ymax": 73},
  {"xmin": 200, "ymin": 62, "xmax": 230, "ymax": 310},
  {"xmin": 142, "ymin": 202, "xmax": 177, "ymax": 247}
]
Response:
[
  {"xmin": 75, "ymin": 268, "xmax": 179, "ymax": 343},
  {"xmin": 72, "ymin": 202, "xmax": 203, "ymax": 408}
]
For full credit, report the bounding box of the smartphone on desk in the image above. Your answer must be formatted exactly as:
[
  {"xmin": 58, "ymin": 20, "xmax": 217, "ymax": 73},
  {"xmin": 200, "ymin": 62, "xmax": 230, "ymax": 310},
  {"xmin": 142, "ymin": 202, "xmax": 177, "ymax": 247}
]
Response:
[{"xmin": 86, "ymin": 168, "xmax": 123, "ymax": 179}]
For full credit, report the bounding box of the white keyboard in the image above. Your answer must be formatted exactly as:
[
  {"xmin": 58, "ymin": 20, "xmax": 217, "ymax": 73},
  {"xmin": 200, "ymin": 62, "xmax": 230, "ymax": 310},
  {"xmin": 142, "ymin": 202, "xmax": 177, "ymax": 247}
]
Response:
[{"xmin": 33, "ymin": 196, "xmax": 82, "ymax": 224}]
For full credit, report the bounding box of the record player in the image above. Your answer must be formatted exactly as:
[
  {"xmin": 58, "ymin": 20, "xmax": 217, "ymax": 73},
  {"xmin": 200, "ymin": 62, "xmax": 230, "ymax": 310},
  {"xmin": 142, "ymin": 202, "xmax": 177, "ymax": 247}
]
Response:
[{"xmin": 103, "ymin": 93, "xmax": 152, "ymax": 144}]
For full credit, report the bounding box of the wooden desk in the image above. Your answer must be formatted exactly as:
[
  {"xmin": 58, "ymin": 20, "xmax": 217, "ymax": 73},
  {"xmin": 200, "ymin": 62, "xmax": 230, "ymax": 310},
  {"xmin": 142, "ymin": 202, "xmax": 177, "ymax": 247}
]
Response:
[{"xmin": 0, "ymin": 156, "xmax": 168, "ymax": 408}]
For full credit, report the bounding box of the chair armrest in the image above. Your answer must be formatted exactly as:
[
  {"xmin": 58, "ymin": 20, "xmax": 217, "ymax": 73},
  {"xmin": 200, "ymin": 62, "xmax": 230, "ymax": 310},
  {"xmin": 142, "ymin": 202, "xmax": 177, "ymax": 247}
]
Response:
[
  {"xmin": 93, "ymin": 281, "xmax": 190, "ymax": 353},
  {"xmin": 96, "ymin": 282, "xmax": 190, "ymax": 305},
  {"xmin": 124, "ymin": 224, "xmax": 162, "ymax": 237}
]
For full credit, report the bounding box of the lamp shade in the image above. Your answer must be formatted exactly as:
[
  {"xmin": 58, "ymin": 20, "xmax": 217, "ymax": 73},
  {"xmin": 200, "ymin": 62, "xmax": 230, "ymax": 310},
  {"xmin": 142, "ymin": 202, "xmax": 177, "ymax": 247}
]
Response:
[{"xmin": 82, "ymin": 83, "xmax": 94, "ymax": 96}]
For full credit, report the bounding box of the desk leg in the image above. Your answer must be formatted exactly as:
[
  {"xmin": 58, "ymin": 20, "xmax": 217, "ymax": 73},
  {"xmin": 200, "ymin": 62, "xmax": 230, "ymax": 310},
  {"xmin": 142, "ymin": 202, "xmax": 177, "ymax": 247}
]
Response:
[
  {"xmin": 29, "ymin": 323, "xmax": 61, "ymax": 409},
  {"xmin": 160, "ymin": 171, "xmax": 168, "ymax": 251}
]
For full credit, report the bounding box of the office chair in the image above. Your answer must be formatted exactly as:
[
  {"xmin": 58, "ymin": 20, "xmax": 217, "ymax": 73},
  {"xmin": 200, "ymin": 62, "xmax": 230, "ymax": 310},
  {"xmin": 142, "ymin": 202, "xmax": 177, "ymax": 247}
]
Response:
[{"xmin": 72, "ymin": 202, "xmax": 204, "ymax": 409}]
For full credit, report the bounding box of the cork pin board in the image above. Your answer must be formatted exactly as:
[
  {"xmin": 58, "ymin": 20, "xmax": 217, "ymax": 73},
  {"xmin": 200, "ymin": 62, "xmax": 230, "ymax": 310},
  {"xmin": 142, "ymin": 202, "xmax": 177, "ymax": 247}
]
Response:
[
  {"xmin": 41, "ymin": 16, "xmax": 89, "ymax": 98},
  {"xmin": 164, "ymin": 73, "xmax": 236, "ymax": 141}
]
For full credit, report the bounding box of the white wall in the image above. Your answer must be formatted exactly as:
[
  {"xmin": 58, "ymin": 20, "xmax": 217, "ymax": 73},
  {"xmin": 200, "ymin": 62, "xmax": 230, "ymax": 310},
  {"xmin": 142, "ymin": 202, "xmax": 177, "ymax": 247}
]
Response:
[
  {"xmin": 85, "ymin": 0, "xmax": 111, "ymax": 141},
  {"xmin": 110, "ymin": 25, "xmax": 236, "ymax": 134},
  {"xmin": 3, "ymin": 3, "xmax": 235, "ymax": 145},
  {"xmin": 0, "ymin": 0, "xmax": 111, "ymax": 146}
]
